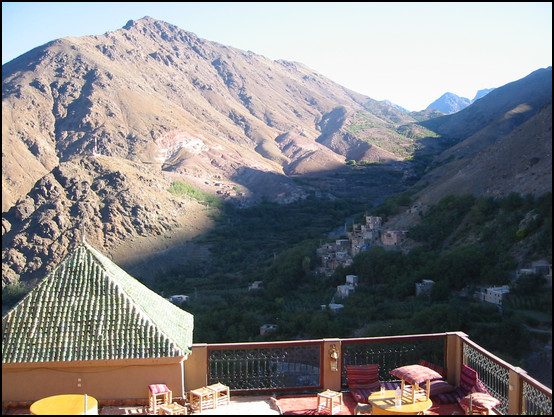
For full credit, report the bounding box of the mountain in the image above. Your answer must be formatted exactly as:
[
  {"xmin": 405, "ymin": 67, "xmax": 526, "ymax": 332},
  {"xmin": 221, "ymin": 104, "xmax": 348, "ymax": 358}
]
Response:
[
  {"xmin": 426, "ymin": 88, "xmax": 495, "ymax": 114},
  {"xmin": 426, "ymin": 92, "xmax": 472, "ymax": 114},
  {"xmin": 386, "ymin": 67, "xmax": 552, "ymax": 228},
  {"xmin": 420, "ymin": 68, "xmax": 551, "ymax": 141},
  {"xmin": 472, "ymin": 88, "xmax": 495, "ymax": 102},
  {"xmin": 382, "ymin": 100, "xmax": 409, "ymax": 113},
  {"xmin": 2, "ymin": 16, "xmax": 551, "ymax": 290},
  {"xmin": 2, "ymin": 16, "xmax": 434, "ymax": 287}
]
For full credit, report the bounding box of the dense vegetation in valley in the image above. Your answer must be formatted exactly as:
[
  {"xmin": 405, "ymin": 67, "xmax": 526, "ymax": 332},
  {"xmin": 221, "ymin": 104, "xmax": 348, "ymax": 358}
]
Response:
[
  {"xmin": 2, "ymin": 189, "xmax": 551, "ymax": 361},
  {"xmin": 2, "ymin": 187, "xmax": 551, "ymax": 376},
  {"xmin": 135, "ymin": 190, "xmax": 552, "ymax": 370}
]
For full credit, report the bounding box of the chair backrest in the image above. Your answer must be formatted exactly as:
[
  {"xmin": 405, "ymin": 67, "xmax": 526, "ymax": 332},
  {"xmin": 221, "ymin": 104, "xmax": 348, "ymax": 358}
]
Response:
[
  {"xmin": 346, "ymin": 364, "xmax": 380, "ymax": 389},
  {"xmin": 459, "ymin": 364, "xmax": 478, "ymax": 394}
]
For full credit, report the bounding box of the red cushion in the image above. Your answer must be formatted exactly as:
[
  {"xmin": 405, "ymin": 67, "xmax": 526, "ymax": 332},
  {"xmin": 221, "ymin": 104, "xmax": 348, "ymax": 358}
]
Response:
[
  {"xmin": 390, "ymin": 364, "xmax": 443, "ymax": 385},
  {"xmin": 429, "ymin": 380, "xmax": 456, "ymax": 396},
  {"xmin": 346, "ymin": 364, "xmax": 379, "ymax": 389},
  {"xmin": 460, "ymin": 392, "xmax": 501, "ymax": 411},
  {"xmin": 350, "ymin": 387, "xmax": 376, "ymax": 404},
  {"xmin": 149, "ymin": 384, "xmax": 171, "ymax": 394},
  {"xmin": 472, "ymin": 378, "xmax": 490, "ymax": 395},
  {"xmin": 432, "ymin": 386, "xmax": 466, "ymax": 404},
  {"xmin": 459, "ymin": 364, "xmax": 478, "ymax": 394},
  {"xmin": 418, "ymin": 359, "xmax": 446, "ymax": 378}
]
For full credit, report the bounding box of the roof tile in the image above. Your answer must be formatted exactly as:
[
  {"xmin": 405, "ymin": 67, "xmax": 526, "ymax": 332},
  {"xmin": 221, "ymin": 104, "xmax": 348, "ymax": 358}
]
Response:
[{"xmin": 2, "ymin": 242, "xmax": 193, "ymax": 363}]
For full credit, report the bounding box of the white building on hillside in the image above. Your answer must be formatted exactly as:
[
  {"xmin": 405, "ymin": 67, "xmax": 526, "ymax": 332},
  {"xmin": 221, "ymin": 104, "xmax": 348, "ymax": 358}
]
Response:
[
  {"xmin": 336, "ymin": 284, "xmax": 356, "ymax": 298},
  {"xmin": 484, "ymin": 285, "xmax": 510, "ymax": 306},
  {"xmin": 346, "ymin": 275, "xmax": 359, "ymax": 287},
  {"xmin": 416, "ymin": 280, "xmax": 435, "ymax": 296}
]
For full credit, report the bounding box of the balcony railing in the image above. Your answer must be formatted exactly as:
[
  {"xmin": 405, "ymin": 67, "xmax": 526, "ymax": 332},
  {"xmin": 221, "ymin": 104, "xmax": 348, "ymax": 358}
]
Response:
[
  {"xmin": 461, "ymin": 334, "xmax": 552, "ymax": 415},
  {"xmin": 207, "ymin": 340, "xmax": 321, "ymax": 391},
  {"xmin": 186, "ymin": 332, "xmax": 552, "ymax": 415},
  {"xmin": 340, "ymin": 334, "xmax": 446, "ymax": 384}
]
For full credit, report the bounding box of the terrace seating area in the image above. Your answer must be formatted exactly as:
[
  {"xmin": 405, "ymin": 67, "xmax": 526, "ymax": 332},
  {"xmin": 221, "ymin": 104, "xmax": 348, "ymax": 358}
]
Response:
[
  {"xmin": 2, "ymin": 332, "xmax": 551, "ymax": 415},
  {"xmin": 2, "ymin": 392, "xmax": 494, "ymax": 415}
]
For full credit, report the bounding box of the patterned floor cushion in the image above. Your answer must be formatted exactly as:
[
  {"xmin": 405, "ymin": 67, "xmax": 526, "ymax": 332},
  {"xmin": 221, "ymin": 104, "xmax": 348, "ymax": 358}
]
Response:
[
  {"xmin": 431, "ymin": 386, "xmax": 467, "ymax": 404},
  {"xmin": 350, "ymin": 381, "xmax": 402, "ymax": 404},
  {"xmin": 390, "ymin": 364, "xmax": 443, "ymax": 386},
  {"xmin": 459, "ymin": 392, "xmax": 501, "ymax": 413},
  {"xmin": 418, "ymin": 359, "xmax": 447, "ymax": 379},
  {"xmin": 429, "ymin": 380, "xmax": 457, "ymax": 396}
]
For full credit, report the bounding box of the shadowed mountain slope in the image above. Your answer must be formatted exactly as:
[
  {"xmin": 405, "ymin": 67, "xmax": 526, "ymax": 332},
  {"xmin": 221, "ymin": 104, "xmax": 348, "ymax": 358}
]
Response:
[{"xmin": 385, "ymin": 67, "xmax": 552, "ymax": 229}]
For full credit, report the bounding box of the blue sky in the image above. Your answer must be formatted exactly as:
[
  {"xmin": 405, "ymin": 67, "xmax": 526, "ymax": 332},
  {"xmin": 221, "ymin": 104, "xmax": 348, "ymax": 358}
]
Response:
[{"xmin": 2, "ymin": 2, "xmax": 552, "ymax": 111}]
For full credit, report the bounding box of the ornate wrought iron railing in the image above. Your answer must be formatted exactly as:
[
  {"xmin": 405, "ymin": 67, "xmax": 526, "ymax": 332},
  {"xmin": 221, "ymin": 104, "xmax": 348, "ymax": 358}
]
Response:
[
  {"xmin": 522, "ymin": 379, "xmax": 553, "ymax": 415},
  {"xmin": 463, "ymin": 339, "xmax": 510, "ymax": 414},
  {"xmin": 461, "ymin": 335, "xmax": 552, "ymax": 415},
  {"xmin": 196, "ymin": 333, "xmax": 552, "ymax": 414},
  {"xmin": 207, "ymin": 340, "xmax": 321, "ymax": 391},
  {"xmin": 341, "ymin": 334, "xmax": 446, "ymax": 385}
]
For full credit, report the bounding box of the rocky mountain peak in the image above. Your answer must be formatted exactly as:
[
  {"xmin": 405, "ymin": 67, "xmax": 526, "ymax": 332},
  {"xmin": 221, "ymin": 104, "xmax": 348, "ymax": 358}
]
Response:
[{"xmin": 426, "ymin": 92, "xmax": 472, "ymax": 114}]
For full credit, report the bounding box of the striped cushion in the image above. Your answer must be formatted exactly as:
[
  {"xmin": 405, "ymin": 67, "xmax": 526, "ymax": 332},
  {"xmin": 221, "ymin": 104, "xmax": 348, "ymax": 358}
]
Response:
[
  {"xmin": 381, "ymin": 381, "xmax": 402, "ymax": 391},
  {"xmin": 459, "ymin": 364, "xmax": 478, "ymax": 394},
  {"xmin": 390, "ymin": 364, "xmax": 443, "ymax": 385},
  {"xmin": 473, "ymin": 378, "xmax": 490, "ymax": 394},
  {"xmin": 350, "ymin": 381, "xmax": 402, "ymax": 404},
  {"xmin": 350, "ymin": 387, "xmax": 376, "ymax": 404},
  {"xmin": 346, "ymin": 364, "xmax": 379, "ymax": 389},
  {"xmin": 432, "ymin": 386, "xmax": 466, "ymax": 404},
  {"xmin": 460, "ymin": 392, "xmax": 501, "ymax": 412},
  {"xmin": 418, "ymin": 359, "xmax": 446, "ymax": 378},
  {"xmin": 149, "ymin": 384, "xmax": 171, "ymax": 394},
  {"xmin": 429, "ymin": 380, "xmax": 456, "ymax": 396}
]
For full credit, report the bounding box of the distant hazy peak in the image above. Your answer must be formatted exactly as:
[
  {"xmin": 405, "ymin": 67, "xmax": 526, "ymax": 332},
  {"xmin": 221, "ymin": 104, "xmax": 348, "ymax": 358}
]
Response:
[
  {"xmin": 472, "ymin": 88, "xmax": 495, "ymax": 102},
  {"xmin": 426, "ymin": 92, "xmax": 472, "ymax": 114}
]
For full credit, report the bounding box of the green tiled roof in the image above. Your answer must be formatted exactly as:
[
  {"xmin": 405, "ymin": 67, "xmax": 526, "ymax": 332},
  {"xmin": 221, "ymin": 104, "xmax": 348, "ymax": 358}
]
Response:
[{"xmin": 2, "ymin": 242, "xmax": 194, "ymax": 364}]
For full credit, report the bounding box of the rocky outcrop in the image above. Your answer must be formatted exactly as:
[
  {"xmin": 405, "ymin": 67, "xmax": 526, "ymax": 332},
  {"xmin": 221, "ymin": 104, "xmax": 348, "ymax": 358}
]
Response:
[{"xmin": 2, "ymin": 156, "xmax": 190, "ymax": 286}]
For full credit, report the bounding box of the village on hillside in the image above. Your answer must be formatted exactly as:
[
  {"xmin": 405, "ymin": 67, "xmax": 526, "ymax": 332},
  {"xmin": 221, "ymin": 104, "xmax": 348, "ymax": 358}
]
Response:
[
  {"xmin": 167, "ymin": 214, "xmax": 551, "ymax": 337},
  {"xmin": 310, "ymin": 215, "xmax": 552, "ymax": 316},
  {"xmin": 315, "ymin": 216, "xmax": 407, "ymax": 277}
]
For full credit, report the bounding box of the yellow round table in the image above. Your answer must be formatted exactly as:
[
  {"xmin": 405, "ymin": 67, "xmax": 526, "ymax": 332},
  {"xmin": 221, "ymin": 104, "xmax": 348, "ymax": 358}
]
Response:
[
  {"xmin": 368, "ymin": 389, "xmax": 432, "ymax": 415},
  {"xmin": 30, "ymin": 394, "xmax": 98, "ymax": 415}
]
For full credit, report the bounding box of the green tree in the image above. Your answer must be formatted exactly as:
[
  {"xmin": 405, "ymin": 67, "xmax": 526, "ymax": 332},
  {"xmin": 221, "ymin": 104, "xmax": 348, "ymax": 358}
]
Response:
[{"xmin": 2, "ymin": 283, "xmax": 27, "ymax": 310}]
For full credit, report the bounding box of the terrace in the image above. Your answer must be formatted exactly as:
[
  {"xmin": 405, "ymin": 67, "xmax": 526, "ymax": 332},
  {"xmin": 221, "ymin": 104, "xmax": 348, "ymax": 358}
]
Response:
[{"xmin": 3, "ymin": 331, "xmax": 551, "ymax": 415}]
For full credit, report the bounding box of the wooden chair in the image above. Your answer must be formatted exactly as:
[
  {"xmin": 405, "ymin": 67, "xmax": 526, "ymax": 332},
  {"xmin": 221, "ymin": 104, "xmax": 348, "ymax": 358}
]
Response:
[
  {"xmin": 317, "ymin": 389, "xmax": 343, "ymax": 415},
  {"xmin": 188, "ymin": 386, "xmax": 215, "ymax": 412},
  {"xmin": 149, "ymin": 384, "xmax": 172, "ymax": 414},
  {"xmin": 206, "ymin": 382, "xmax": 230, "ymax": 408}
]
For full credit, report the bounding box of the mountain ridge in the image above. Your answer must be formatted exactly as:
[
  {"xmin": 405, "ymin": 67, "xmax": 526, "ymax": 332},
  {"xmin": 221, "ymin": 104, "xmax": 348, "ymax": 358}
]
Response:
[
  {"xmin": 2, "ymin": 16, "xmax": 422, "ymax": 213},
  {"xmin": 426, "ymin": 87, "xmax": 496, "ymax": 114}
]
